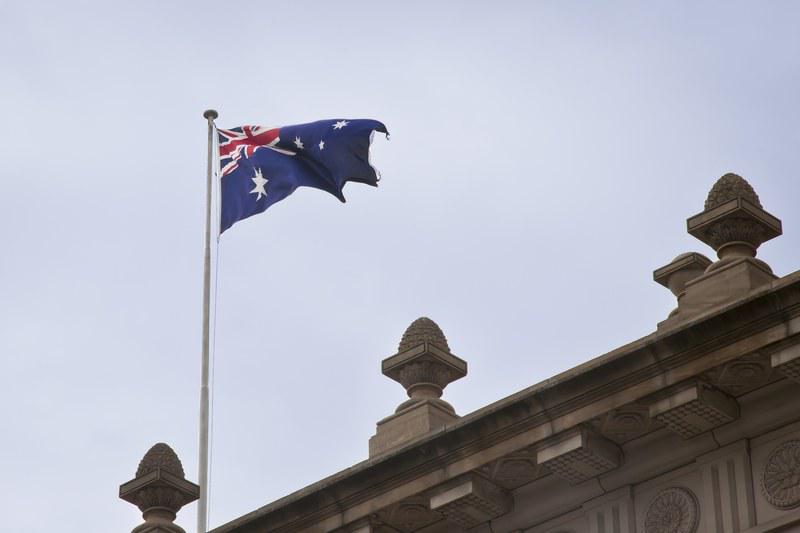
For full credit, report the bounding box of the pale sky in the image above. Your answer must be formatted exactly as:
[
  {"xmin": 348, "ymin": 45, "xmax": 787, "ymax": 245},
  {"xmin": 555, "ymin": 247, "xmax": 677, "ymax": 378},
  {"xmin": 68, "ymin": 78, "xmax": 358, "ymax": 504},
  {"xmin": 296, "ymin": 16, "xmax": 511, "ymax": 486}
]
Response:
[{"xmin": 2, "ymin": 2, "xmax": 799, "ymax": 532}]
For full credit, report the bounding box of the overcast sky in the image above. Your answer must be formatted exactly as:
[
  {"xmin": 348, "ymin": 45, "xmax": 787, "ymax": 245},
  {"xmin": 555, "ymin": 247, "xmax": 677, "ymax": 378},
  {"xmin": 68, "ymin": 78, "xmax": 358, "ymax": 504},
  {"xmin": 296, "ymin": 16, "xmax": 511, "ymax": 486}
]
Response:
[{"xmin": 2, "ymin": 2, "xmax": 799, "ymax": 532}]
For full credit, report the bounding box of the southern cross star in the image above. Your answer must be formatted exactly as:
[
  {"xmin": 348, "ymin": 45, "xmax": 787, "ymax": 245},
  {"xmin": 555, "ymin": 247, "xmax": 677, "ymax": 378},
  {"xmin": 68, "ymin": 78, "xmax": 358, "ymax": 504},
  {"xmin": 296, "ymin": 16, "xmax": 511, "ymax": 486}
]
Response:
[
  {"xmin": 318, "ymin": 140, "xmax": 325, "ymax": 150},
  {"xmin": 250, "ymin": 168, "xmax": 268, "ymax": 200},
  {"xmin": 333, "ymin": 120, "xmax": 349, "ymax": 130},
  {"xmin": 294, "ymin": 136, "xmax": 304, "ymax": 149}
]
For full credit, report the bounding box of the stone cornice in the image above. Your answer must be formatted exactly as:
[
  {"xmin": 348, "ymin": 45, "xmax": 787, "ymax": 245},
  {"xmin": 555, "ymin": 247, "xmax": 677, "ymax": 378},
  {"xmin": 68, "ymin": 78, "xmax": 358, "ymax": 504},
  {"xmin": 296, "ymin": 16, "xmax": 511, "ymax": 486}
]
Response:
[{"xmin": 211, "ymin": 270, "xmax": 800, "ymax": 533}]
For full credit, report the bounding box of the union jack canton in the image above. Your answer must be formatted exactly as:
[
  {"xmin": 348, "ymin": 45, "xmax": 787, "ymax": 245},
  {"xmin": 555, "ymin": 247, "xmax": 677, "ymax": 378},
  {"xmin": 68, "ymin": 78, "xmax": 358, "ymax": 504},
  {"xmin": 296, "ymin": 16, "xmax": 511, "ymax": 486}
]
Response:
[{"xmin": 218, "ymin": 125, "xmax": 281, "ymax": 177}]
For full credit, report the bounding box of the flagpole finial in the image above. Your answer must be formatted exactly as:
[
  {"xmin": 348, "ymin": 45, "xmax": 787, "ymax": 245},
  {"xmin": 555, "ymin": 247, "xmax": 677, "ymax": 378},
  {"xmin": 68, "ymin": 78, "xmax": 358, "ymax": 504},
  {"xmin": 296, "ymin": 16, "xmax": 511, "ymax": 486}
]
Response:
[{"xmin": 203, "ymin": 109, "xmax": 218, "ymax": 121}]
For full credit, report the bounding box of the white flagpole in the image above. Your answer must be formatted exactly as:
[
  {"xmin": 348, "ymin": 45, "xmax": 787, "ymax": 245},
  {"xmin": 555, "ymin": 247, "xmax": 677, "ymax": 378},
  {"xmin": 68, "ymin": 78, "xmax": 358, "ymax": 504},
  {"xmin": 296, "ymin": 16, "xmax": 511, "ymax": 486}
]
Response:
[{"xmin": 198, "ymin": 108, "xmax": 218, "ymax": 533}]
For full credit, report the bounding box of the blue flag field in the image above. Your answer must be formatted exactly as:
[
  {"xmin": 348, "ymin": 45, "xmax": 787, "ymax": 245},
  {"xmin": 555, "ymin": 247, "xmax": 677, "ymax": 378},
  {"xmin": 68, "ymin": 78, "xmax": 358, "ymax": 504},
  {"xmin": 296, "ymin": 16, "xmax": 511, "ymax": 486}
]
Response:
[{"xmin": 217, "ymin": 119, "xmax": 388, "ymax": 233}]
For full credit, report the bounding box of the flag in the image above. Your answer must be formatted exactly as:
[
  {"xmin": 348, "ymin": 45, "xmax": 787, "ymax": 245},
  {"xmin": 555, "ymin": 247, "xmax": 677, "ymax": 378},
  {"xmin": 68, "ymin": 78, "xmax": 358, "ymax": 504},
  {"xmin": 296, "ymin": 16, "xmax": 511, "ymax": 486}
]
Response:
[{"xmin": 217, "ymin": 119, "xmax": 388, "ymax": 233}]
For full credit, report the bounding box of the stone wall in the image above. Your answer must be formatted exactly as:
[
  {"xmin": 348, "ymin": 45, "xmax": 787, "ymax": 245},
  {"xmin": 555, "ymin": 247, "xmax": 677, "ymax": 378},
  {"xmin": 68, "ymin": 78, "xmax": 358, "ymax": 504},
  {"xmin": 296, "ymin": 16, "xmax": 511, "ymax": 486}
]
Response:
[{"xmin": 485, "ymin": 379, "xmax": 800, "ymax": 533}]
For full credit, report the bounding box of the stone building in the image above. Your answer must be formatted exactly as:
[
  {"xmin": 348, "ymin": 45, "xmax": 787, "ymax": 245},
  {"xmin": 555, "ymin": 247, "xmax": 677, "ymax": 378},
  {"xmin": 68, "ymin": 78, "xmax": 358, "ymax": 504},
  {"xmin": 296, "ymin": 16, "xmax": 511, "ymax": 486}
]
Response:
[{"xmin": 122, "ymin": 174, "xmax": 800, "ymax": 533}]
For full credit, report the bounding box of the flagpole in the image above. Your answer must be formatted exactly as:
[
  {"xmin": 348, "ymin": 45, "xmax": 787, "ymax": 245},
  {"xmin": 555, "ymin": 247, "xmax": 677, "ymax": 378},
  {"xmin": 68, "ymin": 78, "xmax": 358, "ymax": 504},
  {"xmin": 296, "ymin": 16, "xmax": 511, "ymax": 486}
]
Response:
[{"xmin": 198, "ymin": 108, "xmax": 218, "ymax": 533}]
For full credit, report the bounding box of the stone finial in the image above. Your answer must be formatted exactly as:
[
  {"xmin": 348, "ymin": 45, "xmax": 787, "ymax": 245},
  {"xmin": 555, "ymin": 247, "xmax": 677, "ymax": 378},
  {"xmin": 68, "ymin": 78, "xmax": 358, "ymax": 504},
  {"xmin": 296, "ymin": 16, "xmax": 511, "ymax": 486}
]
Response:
[
  {"xmin": 120, "ymin": 443, "xmax": 199, "ymax": 533},
  {"xmin": 369, "ymin": 317, "xmax": 467, "ymax": 456},
  {"xmin": 136, "ymin": 442, "xmax": 186, "ymax": 478},
  {"xmin": 398, "ymin": 317, "xmax": 450, "ymax": 352},
  {"xmin": 688, "ymin": 173, "xmax": 781, "ymax": 265},
  {"xmin": 384, "ymin": 317, "xmax": 466, "ymax": 413},
  {"xmin": 655, "ymin": 173, "xmax": 782, "ymax": 327},
  {"xmin": 704, "ymin": 173, "xmax": 762, "ymax": 210}
]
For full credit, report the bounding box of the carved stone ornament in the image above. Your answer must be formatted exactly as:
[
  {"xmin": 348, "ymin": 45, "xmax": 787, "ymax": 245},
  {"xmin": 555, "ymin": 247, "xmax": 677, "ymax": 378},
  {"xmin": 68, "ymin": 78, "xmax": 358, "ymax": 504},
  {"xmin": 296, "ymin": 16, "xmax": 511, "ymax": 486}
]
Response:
[
  {"xmin": 381, "ymin": 317, "xmax": 467, "ymax": 404},
  {"xmin": 120, "ymin": 443, "xmax": 199, "ymax": 533},
  {"xmin": 704, "ymin": 173, "xmax": 761, "ymax": 210},
  {"xmin": 702, "ymin": 218, "xmax": 767, "ymax": 251},
  {"xmin": 396, "ymin": 360, "xmax": 455, "ymax": 391},
  {"xmin": 687, "ymin": 173, "xmax": 781, "ymax": 257},
  {"xmin": 136, "ymin": 442, "xmax": 186, "ymax": 478},
  {"xmin": 398, "ymin": 317, "xmax": 450, "ymax": 352},
  {"xmin": 377, "ymin": 497, "xmax": 442, "ymax": 532},
  {"xmin": 644, "ymin": 487, "xmax": 699, "ymax": 533},
  {"xmin": 761, "ymin": 439, "xmax": 800, "ymax": 510}
]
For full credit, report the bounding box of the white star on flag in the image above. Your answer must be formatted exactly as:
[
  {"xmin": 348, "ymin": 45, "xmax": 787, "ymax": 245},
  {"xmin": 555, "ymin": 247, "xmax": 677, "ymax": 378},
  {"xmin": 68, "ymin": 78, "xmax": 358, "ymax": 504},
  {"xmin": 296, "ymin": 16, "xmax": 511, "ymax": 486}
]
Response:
[
  {"xmin": 333, "ymin": 120, "xmax": 349, "ymax": 130},
  {"xmin": 319, "ymin": 140, "xmax": 325, "ymax": 150},
  {"xmin": 294, "ymin": 136, "xmax": 304, "ymax": 149},
  {"xmin": 250, "ymin": 168, "xmax": 268, "ymax": 200}
]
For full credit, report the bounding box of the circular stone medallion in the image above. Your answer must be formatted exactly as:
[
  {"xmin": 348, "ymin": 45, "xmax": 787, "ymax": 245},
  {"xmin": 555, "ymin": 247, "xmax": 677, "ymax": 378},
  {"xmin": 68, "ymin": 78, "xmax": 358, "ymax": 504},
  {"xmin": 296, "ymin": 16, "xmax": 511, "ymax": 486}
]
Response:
[
  {"xmin": 762, "ymin": 439, "xmax": 800, "ymax": 510},
  {"xmin": 644, "ymin": 487, "xmax": 699, "ymax": 533}
]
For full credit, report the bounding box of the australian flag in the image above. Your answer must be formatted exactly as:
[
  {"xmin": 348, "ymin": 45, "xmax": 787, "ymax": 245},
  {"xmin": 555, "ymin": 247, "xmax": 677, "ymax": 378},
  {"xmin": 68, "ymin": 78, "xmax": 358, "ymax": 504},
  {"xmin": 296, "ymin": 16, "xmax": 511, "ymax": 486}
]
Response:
[{"xmin": 217, "ymin": 118, "xmax": 388, "ymax": 233}]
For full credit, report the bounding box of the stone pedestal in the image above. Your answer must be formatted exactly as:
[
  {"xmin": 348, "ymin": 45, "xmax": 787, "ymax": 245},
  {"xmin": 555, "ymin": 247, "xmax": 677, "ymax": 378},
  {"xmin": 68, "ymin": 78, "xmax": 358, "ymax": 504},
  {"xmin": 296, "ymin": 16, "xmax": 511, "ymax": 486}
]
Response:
[
  {"xmin": 369, "ymin": 399, "xmax": 457, "ymax": 457},
  {"xmin": 677, "ymin": 257, "xmax": 777, "ymax": 317}
]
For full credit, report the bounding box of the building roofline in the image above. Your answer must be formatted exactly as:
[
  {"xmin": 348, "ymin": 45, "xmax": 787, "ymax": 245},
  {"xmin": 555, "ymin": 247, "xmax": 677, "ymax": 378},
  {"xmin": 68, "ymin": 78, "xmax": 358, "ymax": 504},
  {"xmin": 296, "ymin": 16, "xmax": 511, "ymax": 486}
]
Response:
[{"xmin": 212, "ymin": 268, "xmax": 800, "ymax": 533}]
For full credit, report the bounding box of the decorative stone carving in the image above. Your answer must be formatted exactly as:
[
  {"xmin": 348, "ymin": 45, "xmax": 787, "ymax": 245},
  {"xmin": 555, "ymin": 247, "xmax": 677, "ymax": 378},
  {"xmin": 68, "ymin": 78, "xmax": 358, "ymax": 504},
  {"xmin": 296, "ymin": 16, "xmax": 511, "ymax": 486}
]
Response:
[
  {"xmin": 478, "ymin": 445, "xmax": 548, "ymax": 490},
  {"xmin": 429, "ymin": 474, "xmax": 513, "ymax": 529},
  {"xmin": 396, "ymin": 360, "xmax": 456, "ymax": 393},
  {"xmin": 703, "ymin": 352, "xmax": 776, "ymax": 396},
  {"xmin": 595, "ymin": 403, "xmax": 656, "ymax": 443},
  {"xmin": 382, "ymin": 317, "xmax": 466, "ymax": 408},
  {"xmin": 644, "ymin": 487, "xmax": 699, "ymax": 533},
  {"xmin": 369, "ymin": 317, "xmax": 467, "ymax": 457},
  {"xmin": 649, "ymin": 382, "xmax": 739, "ymax": 439},
  {"xmin": 702, "ymin": 218, "xmax": 768, "ymax": 252},
  {"xmin": 704, "ymin": 173, "xmax": 761, "ymax": 210},
  {"xmin": 398, "ymin": 317, "xmax": 450, "ymax": 352},
  {"xmin": 490, "ymin": 455, "xmax": 541, "ymax": 489},
  {"xmin": 718, "ymin": 359, "xmax": 768, "ymax": 386},
  {"xmin": 136, "ymin": 442, "xmax": 186, "ymax": 478},
  {"xmin": 120, "ymin": 443, "xmax": 199, "ymax": 533},
  {"xmin": 687, "ymin": 173, "xmax": 781, "ymax": 259},
  {"xmin": 376, "ymin": 497, "xmax": 443, "ymax": 532},
  {"xmin": 761, "ymin": 439, "xmax": 800, "ymax": 510},
  {"xmin": 537, "ymin": 427, "xmax": 622, "ymax": 485},
  {"xmin": 656, "ymin": 174, "xmax": 782, "ymax": 325}
]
